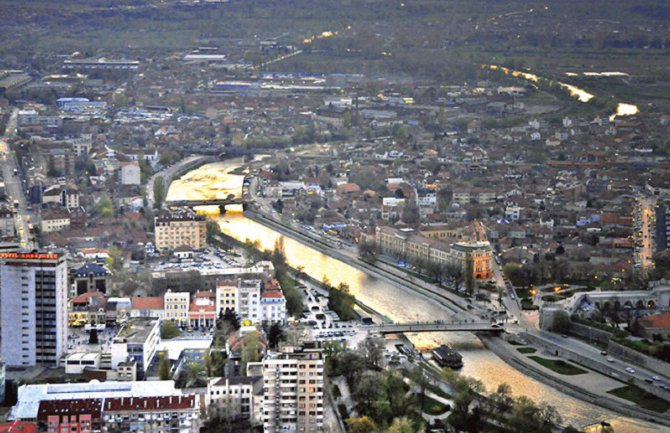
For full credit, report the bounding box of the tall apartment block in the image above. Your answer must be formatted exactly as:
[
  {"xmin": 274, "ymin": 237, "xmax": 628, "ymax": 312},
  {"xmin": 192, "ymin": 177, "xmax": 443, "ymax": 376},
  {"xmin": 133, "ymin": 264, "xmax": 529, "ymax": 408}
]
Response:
[
  {"xmin": 0, "ymin": 252, "xmax": 68, "ymax": 367},
  {"xmin": 262, "ymin": 344, "xmax": 324, "ymax": 433}
]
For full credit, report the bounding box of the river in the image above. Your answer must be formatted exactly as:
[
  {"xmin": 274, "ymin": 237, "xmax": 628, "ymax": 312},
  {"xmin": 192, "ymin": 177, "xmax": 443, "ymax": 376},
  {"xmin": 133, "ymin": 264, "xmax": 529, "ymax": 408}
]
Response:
[{"xmin": 167, "ymin": 160, "xmax": 664, "ymax": 432}]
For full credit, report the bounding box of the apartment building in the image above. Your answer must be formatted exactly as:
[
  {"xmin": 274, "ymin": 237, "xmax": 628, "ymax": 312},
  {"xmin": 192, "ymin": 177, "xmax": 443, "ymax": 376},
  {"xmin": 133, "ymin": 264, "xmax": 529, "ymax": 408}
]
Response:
[
  {"xmin": 207, "ymin": 376, "xmax": 262, "ymax": 423},
  {"xmin": 154, "ymin": 209, "xmax": 207, "ymax": 251},
  {"xmin": 12, "ymin": 381, "xmax": 199, "ymax": 433},
  {"xmin": 215, "ymin": 279, "xmax": 287, "ymax": 324},
  {"xmin": 262, "ymin": 344, "xmax": 324, "ymax": 433},
  {"xmin": 0, "ymin": 252, "xmax": 68, "ymax": 367},
  {"xmin": 375, "ymin": 226, "xmax": 493, "ymax": 280}
]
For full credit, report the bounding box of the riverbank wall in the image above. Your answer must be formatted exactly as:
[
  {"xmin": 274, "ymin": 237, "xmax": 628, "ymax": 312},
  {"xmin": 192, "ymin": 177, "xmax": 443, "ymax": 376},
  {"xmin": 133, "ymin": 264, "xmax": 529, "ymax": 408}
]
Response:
[{"xmin": 244, "ymin": 210, "xmax": 472, "ymax": 317}]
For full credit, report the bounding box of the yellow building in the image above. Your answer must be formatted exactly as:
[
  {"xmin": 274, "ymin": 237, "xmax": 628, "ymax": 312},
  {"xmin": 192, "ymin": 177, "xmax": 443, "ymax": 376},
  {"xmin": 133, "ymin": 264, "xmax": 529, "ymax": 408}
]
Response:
[
  {"xmin": 164, "ymin": 290, "xmax": 190, "ymax": 325},
  {"xmin": 154, "ymin": 209, "xmax": 207, "ymax": 251}
]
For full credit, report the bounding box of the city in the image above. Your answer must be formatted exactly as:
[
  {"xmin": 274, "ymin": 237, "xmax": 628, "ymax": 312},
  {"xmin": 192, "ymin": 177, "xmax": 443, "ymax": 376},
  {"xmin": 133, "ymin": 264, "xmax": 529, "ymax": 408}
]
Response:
[{"xmin": 0, "ymin": 1, "xmax": 670, "ymax": 433}]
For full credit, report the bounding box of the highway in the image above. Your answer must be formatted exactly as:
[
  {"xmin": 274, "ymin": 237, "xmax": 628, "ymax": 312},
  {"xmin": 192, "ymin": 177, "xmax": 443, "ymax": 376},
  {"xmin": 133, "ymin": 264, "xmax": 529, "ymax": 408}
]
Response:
[{"xmin": 0, "ymin": 108, "xmax": 35, "ymax": 251}]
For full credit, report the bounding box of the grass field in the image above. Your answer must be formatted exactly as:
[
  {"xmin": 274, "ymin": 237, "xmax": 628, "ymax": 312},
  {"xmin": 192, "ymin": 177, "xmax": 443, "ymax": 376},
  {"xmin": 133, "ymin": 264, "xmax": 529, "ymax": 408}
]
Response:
[
  {"xmin": 528, "ymin": 356, "xmax": 588, "ymax": 376},
  {"xmin": 608, "ymin": 386, "xmax": 670, "ymax": 413}
]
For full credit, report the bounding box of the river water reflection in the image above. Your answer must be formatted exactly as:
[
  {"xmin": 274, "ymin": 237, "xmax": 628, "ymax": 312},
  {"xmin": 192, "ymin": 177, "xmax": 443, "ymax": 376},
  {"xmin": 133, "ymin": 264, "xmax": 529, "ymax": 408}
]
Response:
[{"xmin": 168, "ymin": 160, "xmax": 662, "ymax": 432}]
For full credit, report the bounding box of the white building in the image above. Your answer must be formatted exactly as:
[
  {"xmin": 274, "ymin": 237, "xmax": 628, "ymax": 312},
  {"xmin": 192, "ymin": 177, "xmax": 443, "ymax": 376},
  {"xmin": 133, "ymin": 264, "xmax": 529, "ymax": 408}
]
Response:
[
  {"xmin": 164, "ymin": 290, "xmax": 190, "ymax": 325},
  {"xmin": 216, "ymin": 278, "xmax": 286, "ymax": 324},
  {"xmin": 10, "ymin": 380, "xmax": 158, "ymax": 419},
  {"xmin": 505, "ymin": 205, "xmax": 522, "ymax": 221},
  {"xmin": 120, "ymin": 161, "xmax": 141, "ymax": 185},
  {"xmin": 64, "ymin": 352, "xmax": 101, "ymax": 374},
  {"xmin": 110, "ymin": 317, "xmax": 160, "ymax": 376},
  {"xmin": 207, "ymin": 376, "xmax": 261, "ymax": 423},
  {"xmin": 0, "ymin": 252, "xmax": 68, "ymax": 367},
  {"xmin": 260, "ymin": 290, "xmax": 287, "ymax": 323},
  {"xmin": 262, "ymin": 344, "xmax": 324, "ymax": 433}
]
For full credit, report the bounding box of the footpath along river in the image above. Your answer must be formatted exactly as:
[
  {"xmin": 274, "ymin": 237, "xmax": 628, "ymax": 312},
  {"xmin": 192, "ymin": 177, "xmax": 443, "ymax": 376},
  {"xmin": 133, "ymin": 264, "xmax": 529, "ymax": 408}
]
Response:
[{"xmin": 167, "ymin": 160, "xmax": 663, "ymax": 432}]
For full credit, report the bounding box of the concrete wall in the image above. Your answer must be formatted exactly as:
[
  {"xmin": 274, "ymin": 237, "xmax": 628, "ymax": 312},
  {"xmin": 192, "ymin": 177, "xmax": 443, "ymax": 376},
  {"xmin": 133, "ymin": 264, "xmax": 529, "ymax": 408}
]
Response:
[
  {"xmin": 606, "ymin": 340, "xmax": 670, "ymax": 377},
  {"xmin": 569, "ymin": 322, "xmax": 612, "ymax": 345}
]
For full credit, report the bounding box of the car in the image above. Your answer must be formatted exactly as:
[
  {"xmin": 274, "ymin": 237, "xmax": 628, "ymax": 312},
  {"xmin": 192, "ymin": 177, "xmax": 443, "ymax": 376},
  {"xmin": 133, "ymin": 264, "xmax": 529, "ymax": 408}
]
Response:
[
  {"xmin": 510, "ymin": 294, "xmax": 516, "ymax": 300},
  {"xmin": 600, "ymin": 351, "xmax": 607, "ymax": 356},
  {"xmin": 652, "ymin": 376, "xmax": 661, "ymax": 381},
  {"xmin": 625, "ymin": 367, "xmax": 636, "ymax": 374},
  {"xmin": 606, "ymin": 357, "xmax": 615, "ymax": 363},
  {"xmin": 561, "ymin": 334, "xmax": 568, "ymax": 338}
]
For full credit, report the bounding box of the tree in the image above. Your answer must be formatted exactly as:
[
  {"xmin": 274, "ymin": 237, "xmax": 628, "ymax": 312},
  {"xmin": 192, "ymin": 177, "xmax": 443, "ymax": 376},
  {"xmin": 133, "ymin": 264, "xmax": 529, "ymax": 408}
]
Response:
[
  {"xmin": 204, "ymin": 350, "xmax": 227, "ymax": 377},
  {"xmin": 335, "ymin": 349, "xmax": 366, "ymax": 388},
  {"xmin": 409, "ymin": 365, "xmax": 430, "ymax": 408},
  {"xmin": 240, "ymin": 331, "xmax": 261, "ymax": 375},
  {"xmin": 267, "ymin": 322, "xmax": 283, "ymax": 349},
  {"xmin": 161, "ymin": 321, "xmax": 181, "ymax": 339},
  {"xmin": 353, "ymin": 371, "xmax": 386, "ymax": 416},
  {"xmin": 358, "ymin": 240, "xmax": 379, "ymax": 263},
  {"xmin": 105, "ymin": 245, "xmax": 124, "ymax": 271},
  {"xmin": 96, "ymin": 195, "xmax": 114, "ymax": 218},
  {"xmin": 358, "ymin": 336, "xmax": 384, "ymax": 369},
  {"xmin": 206, "ymin": 220, "xmax": 221, "ymax": 245},
  {"xmin": 346, "ymin": 416, "xmax": 377, "ymax": 433},
  {"xmin": 401, "ymin": 200, "xmax": 420, "ymax": 224},
  {"xmin": 388, "ymin": 417, "xmax": 422, "ymax": 433},
  {"xmin": 158, "ymin": 352, "xmax": 172, "ymax": 380},
  {"xmin": 153, "ymin": 176, "xmax": 166, "ymax": 210}
]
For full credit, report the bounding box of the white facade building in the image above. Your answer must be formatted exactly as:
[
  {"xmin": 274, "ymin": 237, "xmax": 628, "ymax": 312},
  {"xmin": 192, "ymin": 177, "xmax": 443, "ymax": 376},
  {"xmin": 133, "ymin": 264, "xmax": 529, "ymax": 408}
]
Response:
[
  {"xmin": 110, "ymin": 317, "xmax": 160, "ymax": 375},
  {"xmin": 0, "ymin": 252, "xmax": 68, "ymax": 367},
  {"xmin": 120, "ymin": 161, "xmax": 141, "ymax": 185}
]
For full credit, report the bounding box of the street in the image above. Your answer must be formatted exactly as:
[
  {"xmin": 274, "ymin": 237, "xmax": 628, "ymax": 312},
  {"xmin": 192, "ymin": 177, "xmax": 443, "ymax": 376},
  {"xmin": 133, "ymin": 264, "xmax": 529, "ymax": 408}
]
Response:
[{"xmin": 0, "ymin": 108, "xmax": 35, "ymax": 250}]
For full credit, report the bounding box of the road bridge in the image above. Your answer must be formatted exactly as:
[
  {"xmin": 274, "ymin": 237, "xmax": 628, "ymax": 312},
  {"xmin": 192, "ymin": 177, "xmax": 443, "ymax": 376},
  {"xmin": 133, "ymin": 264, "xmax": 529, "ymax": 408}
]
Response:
[
  {"xmin": 165, "ymin": 197, "xmax": 245, "ymax": 207},
  {"xmin": 361, "ymin": 321, "xmax": 504, "ymax": 334}
]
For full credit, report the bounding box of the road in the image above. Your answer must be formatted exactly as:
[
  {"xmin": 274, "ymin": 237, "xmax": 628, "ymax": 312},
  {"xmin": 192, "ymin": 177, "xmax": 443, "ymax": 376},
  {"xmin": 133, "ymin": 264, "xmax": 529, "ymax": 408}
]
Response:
[
  {"xmin": 0, "ymin": 108, "xmax": 35, "ymax": 250},
  {"xmin": 535, "ymin": 330, "xmax": 670, "ymax": 397},
  {"xmin": 635, "ymin": 197, "xmax": 655, "ymax": 271}
]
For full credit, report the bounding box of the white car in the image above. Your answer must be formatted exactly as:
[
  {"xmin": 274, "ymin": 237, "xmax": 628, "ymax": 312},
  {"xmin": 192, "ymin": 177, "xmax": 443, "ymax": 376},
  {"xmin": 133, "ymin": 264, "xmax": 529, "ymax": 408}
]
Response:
[{"xmin": 625, "ymin": 367, "xmax": 636, "ymax": 374}]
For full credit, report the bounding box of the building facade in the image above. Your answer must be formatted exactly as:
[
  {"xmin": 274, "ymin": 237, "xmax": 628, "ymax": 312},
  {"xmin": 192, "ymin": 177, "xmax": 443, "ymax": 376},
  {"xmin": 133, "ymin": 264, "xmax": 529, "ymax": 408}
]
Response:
[
  {"xmin": 262, "ymin": 344, "xmax": 324, "ymax": 433},
  {"xmin": 0, "ymin": 252, "xmax": 68, "ymax": 367},
  {"xmin": 154, "ymin": 210, "xmax": 207, "ymax": 251},
  {"xmin": 164, "ymin": 290, "xmax": 190, "ymax": 325},
  {"xmin": 110, "ymin": 318, "xmax": 160, "ymax": 376}
]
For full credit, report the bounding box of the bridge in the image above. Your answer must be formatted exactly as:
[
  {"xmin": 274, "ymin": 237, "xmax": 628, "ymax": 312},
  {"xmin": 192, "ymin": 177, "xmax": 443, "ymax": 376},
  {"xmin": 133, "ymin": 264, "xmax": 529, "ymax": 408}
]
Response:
[
  {"xmin": 165, "ymin": 197, "xmax": 245, "ymax": 207},
  {"xmin": 361, "ymin": 321, "xmax": 505, "ymax": 334}
]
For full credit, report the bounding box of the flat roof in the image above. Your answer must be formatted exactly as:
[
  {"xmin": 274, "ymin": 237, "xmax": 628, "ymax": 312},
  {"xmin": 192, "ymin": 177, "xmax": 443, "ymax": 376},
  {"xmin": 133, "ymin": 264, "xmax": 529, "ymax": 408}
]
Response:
[
  {"xmin": 12, "ymin": 381, "xmax": 180, "ymax": 420},
  {"xmin": 114, "ymin": 317, "xmax": 158, "ymax": 344}
]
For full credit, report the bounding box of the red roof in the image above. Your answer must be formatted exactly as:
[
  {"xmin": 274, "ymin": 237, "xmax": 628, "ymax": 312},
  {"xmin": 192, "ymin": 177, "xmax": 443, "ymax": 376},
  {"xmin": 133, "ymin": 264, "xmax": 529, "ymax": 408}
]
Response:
[
  {"xmin": 189, "ymin": 303, "xmax": 215, "ymax": 313},
  {"xmin": 70, "ymin": 291, "xmax": 105, "ymax": 304},
  {"xmin": 38, "ymin": 399, "xmax": 103, "ymax": 422},
  {"xmin": 262, "ymin": 290, "xmax": 284, "ymax": 299},
  {"xmin": 336, "ymin": 183, "xmax": 361, "ymax": 194},
  {"xmin": 132, "ymin": 296, "xmax": 164, "ymax": 310},
  {"xmin": 104, "ymin": 395, "xmax": 195, "ymax": 412},
  {"xmin": 0, "ymin": 422, "xmax": 38, "ymax": 433},
  {"xmin": 639, "ymin": 312, "xmax": 670, "ymax": 330},
  {"xmin": 195, "ymin": 290, "xmax": 215, "ymax": 299}
]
